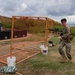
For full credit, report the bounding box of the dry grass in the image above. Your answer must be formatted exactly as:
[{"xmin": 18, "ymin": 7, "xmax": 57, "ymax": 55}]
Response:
[{"xmin": 0, "ymin": 35, "xmax": 75, "ymax": 75}]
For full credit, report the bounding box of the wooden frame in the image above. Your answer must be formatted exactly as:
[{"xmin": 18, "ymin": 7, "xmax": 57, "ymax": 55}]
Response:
[
  {"xmin": 10, "ymin": 16, "xmax": 53, "ymax": 57},
  {"xmin": 0, "ymin": 16, "xmax": 54, "ymax": 64}
]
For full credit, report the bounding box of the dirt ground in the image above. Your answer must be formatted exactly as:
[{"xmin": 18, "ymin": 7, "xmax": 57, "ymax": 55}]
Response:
[
  {"xmin": 0, "ymin": 43, "xmax": 75, "ymax": 75},
  {"xmin": 0, "ymin": 37, "xmax": 41, "ymax": 75}
]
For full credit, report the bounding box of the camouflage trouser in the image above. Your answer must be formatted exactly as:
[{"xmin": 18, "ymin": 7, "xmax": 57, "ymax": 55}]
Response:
[{"xmin": 58, "ymin": 41, "xmax": 72, "ymax": 60}]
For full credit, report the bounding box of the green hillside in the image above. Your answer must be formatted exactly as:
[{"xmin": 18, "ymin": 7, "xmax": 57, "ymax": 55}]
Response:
[{"xmin": 0, "ymin": 16, "xmax": 75, "ymax": 36}]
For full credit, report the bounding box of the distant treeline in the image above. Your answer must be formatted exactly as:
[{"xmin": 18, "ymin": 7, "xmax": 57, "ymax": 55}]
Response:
[{"xmin": 14, "ymin": 18, "xmax": 46, "ymax": 33}]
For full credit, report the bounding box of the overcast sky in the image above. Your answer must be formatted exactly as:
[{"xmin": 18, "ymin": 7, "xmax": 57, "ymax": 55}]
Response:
[{"xmin": 0, "ymin": 0, "xmax": 75, "ymax": 24}]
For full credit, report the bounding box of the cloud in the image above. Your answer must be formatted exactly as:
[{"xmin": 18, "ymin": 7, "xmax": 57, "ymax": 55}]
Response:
[
  {"xmin": 21, "ymin": 3, "xmax": 27, "ymax": 9},
  {"xmin": 0, "ymin": 0, "xmax": 75, "ymax": 23}
]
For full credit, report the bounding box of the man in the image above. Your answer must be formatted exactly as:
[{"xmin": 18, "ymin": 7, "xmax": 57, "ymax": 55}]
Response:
[{"xmin": 58, "ymin": 18, "xmax": 72, "ymax": 62}]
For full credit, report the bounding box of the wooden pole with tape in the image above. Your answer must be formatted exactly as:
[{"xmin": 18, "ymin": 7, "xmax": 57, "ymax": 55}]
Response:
[
  {"xmin": 44, "ymin": 18, "xmax": 49, "ymax": 47},
  {"xmin": 44, "ymin": 18, "xmax": 54, "ymax": 47},
  {"xmin": 10, "ymin": 16, "xmax": 15, "ymax": 58}
]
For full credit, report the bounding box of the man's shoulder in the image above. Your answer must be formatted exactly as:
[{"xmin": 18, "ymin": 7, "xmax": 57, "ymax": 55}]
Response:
[{"xmin": 66, "ymin": 26, "xmax": 70, "ymax": 30}]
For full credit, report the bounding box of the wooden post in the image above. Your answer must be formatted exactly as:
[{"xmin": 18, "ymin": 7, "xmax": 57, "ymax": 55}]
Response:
[
  {"xmin": 10, "ymin": 16, "xmax": 15, "ymax": 58},
  {"xmin": 44, "ymin": 18, "xmax": 54, "ymax": 47},
  {"xmin": 44, "ymin": 18, "xmax": 49, "ymax": 47}
]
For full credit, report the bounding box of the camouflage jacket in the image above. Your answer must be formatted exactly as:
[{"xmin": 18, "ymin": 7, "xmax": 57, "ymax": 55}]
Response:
[
  {"xmin": 61, "ymin": 26, "xmax": 70, "ymax": 39},
  {"xmin": 60, "ymin": 26, "xmax": 71, "ymax": 43}
]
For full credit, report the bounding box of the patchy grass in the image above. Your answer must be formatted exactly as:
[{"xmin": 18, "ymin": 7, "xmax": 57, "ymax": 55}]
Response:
[
  {"xmin": 0, "ymin": 34, "xmax": 75, "ymax": 75},
  {"xmin": 16, "ymin": 36, "xmax": 75, "ymax": 75},
  {"xmin": 0, "ymin": 34, "xmax": 45, "ymax": 46},
  {"xmin": 72, "ymin": 37, "xmax": 75, "ymax": 43}
]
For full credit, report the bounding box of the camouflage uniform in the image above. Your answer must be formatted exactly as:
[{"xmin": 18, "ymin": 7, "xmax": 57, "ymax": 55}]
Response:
[{"xmin": 58, "ymin": 26, "xmax": 72, "ymax": 60}]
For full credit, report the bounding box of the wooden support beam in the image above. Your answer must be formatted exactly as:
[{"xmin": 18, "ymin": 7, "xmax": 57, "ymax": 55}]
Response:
[
  {"xmin": 0, "ymin": 60, "xmax": 7, "ymax": 64},
  {"xmin": 12, "ymin": 16, "xmax": 47, "ymax": 19},
  {"xmin": 13, "ymin": 41, "xmax": 42, "ymax": 50},
  {"xmin": 44, "ymin": 18, "xmax": 54, "ymax": 47},
  {"xmin": 10, "ymin": 16, "xmax": 15, "ymax": 58},
  {"xmin": 44, "ymin": 18, "xmax": 49, "ymax": 47},
  {"xmin": 17, "ymin": 51, "xmax": 40, "ymax": 64},
  {"xmin": 16, "ymin": 72, "xmax": 22, "ymax": 75},
  {"xmin": 0, "ymin": 50, "xmax": 22, "ymax": 59}
]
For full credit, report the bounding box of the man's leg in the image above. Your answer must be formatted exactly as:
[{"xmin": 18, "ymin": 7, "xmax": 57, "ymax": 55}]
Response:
[
  {"xmin": 58, "ymin": 42, "xmax": 67, "ymax": 59},
  {"xmin": 65, "ymin": 43, "xmax": 72, "ymax": 60}
]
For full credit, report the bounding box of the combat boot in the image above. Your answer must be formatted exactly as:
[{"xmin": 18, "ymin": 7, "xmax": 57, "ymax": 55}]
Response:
[{"xmin": 60, "ymin": 57, "xmax": 67, "ymax": 63}]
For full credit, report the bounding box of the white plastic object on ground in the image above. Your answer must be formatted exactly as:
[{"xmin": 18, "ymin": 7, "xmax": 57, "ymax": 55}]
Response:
[
  {"xmin": 7, "ymin": 56, "xmax": 16, "ymax": 67},
  {"xmin": 39, "ymin": 45, "xmax": 48, "ymax": 55}
]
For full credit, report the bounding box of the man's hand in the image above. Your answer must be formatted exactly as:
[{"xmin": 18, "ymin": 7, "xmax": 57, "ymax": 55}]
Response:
[{"xmin": 58, "ymin": 36, "xmax": 62, "ymax": 39}]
